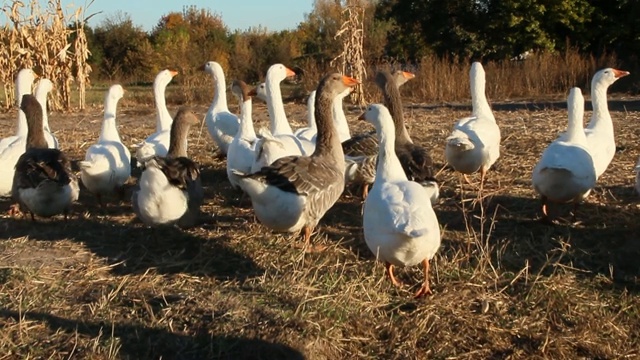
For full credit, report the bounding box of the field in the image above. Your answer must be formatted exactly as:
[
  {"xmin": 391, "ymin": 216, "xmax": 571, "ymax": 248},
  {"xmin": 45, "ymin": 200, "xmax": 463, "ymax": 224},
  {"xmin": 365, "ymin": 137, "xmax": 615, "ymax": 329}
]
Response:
[{"xmin": 1, "ymin": 85, "xmax": 640, "ymax": 359}]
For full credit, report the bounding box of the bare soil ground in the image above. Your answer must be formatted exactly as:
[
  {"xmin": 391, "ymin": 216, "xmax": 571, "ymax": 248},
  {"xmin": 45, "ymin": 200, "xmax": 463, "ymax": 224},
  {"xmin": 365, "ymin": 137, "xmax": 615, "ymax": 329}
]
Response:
[{"xmin": 0, "ymin": 93, "xmax": 639, "ymax": 359}]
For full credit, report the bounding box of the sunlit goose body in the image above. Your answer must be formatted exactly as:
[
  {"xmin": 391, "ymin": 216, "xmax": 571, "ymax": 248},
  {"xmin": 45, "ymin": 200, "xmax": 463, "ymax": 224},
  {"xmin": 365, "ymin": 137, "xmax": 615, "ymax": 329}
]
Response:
[
  {"xmin": 33, "ymin": 78, "xmax": 59, "ymax": 149},
  {"xmin": 580, "ymin": 68, "xmax": 630, "ymax": 179},
  {"xmin": 11, "ymin": 94, "xmax": 79, "ymax": 219},
  {"xmin": 203, "ymin": 61, "xmax": 238, "ymax": 155},
  {"xmin": 227, "ymin": 80, "xmax": 258, "ymax": 189},
  {"xmin": 347, "ymin": 70, "xmax": 437, "ymax": 202},
  {"xmin": 0, "ymin": 69, "xmax": 36, "ymax": 153},
  {"xmin": 133, "ymin": 108, "xmax": 203, "ymax": 227},
  {"xmin": 362, "ymin": 104, "xmax": 441, "ymax": 298},
  {"xmin": 135, "ymin": 69, "xmax": 178, "ymax": 158},
  {"xmin": 532, "ymin": 88, "xmax": 596, "ymax": 221},
  {"xmin": 234, "ymin": 73, "xmax": 359, "ymax": 250},
  {"xmin": 445, "ymin": 62, "xmax": 500, "ymax": 192},
  {"xmin": 249, "ymin": 64, "xmax": 314, "ymax": 172},
  {"xmin": 79, "ymin": 85, "xmax": 131, "ymax": 204}
]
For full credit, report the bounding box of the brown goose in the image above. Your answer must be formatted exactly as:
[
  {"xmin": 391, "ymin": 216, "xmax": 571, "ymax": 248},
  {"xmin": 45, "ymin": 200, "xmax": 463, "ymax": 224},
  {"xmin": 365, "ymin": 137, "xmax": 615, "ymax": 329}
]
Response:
[
  {"xmin": 234, "ymin": 73, "xmax": 360, "ymax": 250},
  {"xmin": 11, "ymin": 94, "xmax": 79, "ymax": 220},
  {"xmin": 347, "ymin": 70, "xmax": 438, "ymax": 201},
  {"xmin": 132, "ymin": 108, "xmax": 204, "ymax": 228},
  {"xmin": 342, "ymin": 70, "xmax": 415, "ymax": 159}
]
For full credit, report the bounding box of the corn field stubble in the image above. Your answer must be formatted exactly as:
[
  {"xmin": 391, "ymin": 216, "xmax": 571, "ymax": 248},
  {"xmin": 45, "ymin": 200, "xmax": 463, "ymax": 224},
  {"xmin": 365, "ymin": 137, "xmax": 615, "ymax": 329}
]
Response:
[{"xmin": 0, "ymin": 86, "xmax": 639, "ymax": 359}]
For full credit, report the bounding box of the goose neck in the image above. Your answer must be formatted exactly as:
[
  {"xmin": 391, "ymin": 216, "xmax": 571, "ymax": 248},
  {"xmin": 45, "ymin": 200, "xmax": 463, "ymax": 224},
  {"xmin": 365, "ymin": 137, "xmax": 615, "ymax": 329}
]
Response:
[
  {"xmin": 238, "ymin": 99, "xmax": 256, "ymax": 141},
  {"xmin": 589, "ymin": 83, "xmax": 612, "ymax": 130},
  {"xmin": 332, "ymin": 94, "xmax": 351, "ymax": 142},
  {"xmin": 154, "ymin": 80, "xmax": 172, "ymax": 132},
  {"xmin": 99, "ymin": 97, "xmax": 122, "ymax": 142},
  {"xmin": 167, "ymin": 122, "xmax": 191, "ymax": 158},
  {"xmin": 26, "ymin": 111, "xmax": 47, "ymax": 150},
  {"xmin": 265, "ymin": 78, "xmax": 293, "ymax": 135},
  {"xmin": 313, "ymin": 92, "xmax": 344, "ymax": 165},
  {"xmin": 212, "ymin": 72, "xmax": 229, "ymax": 112},
  {"xmin": 375, "ymin": 125, "xmax": 407, "ymax": 183}
]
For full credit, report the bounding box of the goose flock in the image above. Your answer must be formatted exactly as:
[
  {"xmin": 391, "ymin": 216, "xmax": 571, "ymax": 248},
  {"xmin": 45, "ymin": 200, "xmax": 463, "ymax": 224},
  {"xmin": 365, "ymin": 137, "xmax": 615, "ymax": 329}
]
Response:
[{"xmin": 0, "ymin": 61, "xmax": 633, "ymax": 298}]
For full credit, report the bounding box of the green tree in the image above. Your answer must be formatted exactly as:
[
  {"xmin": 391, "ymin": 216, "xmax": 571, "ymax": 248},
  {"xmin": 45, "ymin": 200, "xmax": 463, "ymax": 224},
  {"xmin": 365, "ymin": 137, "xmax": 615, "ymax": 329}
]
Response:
[
  {"xmin": 93, "ymin": 11, "xmax": 154, "ymax": 81},
  {"xmin": 150, "ymin": 6, "xmax": 230, "ymax": 80}
]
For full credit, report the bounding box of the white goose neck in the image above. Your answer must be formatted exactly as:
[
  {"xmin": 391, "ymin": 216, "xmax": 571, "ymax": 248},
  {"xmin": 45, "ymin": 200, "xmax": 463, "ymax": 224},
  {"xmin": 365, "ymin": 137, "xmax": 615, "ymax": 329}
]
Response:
[
  {"xmin": 307, "ymin": 91, "xmax": 317, "ymax": 129},
  {"xmin": 470, "ymin": 67, "xmax": 494, "ymax": 121},
  {"xmin": 564, "ymin": 90, "xmax": 587, "ymax": 145},
  {"xmin": 238, "ymin": 99, "xmax": 256, "ymax": 141},
  {"xmin": 375, "ymin": 118, "xmax": 407, "ymax": 183},
  {"xmin": 99, "ymin": 96, "xmax": 122, "ymax": 143},
  {"xmin": 211, "ymin": 69, "xmax": 229, "ymax": 113},
  {"xmin": 16, "ymin": 80, "xmax": 32, "ymax": 138},
  {"xmin": 589, "ymin": 82, "xmax": 612, "ymax": 132},
  {"xmin": 154, "ymin": 78, "xmax": 172, "ymax": 132},
  {"xmin": 34, "ymin": 87, "xmax": 51, "ymax": 132},
  {"xmin": 265, "ymin": 76, "xmax": 293, "ymax": 135},
  {"xmin": 332, "ymin": 91, "xmax": 351, "ymax": 143}
]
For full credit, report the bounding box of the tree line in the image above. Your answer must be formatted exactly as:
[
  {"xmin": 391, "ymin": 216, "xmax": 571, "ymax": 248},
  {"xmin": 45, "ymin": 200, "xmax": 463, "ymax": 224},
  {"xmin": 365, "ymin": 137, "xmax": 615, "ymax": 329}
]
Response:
[{"xmin": 82, "ymin": 1, "xmax": 638, "ymax": 90}]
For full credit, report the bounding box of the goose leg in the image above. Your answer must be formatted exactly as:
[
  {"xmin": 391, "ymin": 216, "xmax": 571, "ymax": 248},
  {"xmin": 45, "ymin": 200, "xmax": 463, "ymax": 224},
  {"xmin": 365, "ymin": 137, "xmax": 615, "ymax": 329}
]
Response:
[
  {"xmin": 8, "ymin": 203, "xmax": 21, "ymax": 217},
  {"xmin": 362, "ymin": 183, "xmax": 369, "ymax": 199},
  {"xmin": 479, "ymin": 167, "xmax": 487, "ymax": 196},
  {"xmin": 414, "ymin": 258, "xmax": 432, "ymax": 298},
  {"xmin": 385, "ymin": 262, "xmax": 403, "ymax": 287},
  {"xmin": 540, "ymin": 196, "xmax": 552, "ymax": 224},
  {"xmin": 463, "ymin": 174, "xmax": 473, "ymax": 185},
  {"xmin": 302, "ymin": 226, "xmax": 326, "ymax": 253}
]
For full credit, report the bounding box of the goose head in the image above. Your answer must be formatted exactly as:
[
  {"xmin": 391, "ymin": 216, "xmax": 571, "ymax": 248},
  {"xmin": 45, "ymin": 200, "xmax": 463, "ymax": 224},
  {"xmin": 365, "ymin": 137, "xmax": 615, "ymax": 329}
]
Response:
[
  {"xmin": 154, "ymin": 69, "xmax": 178, "ymax": 88},
  {"xmin": 34, "ymin": 78, "xmax": 53, "ymax": 96},
  {"xmin": 104, "ymin": 84, "xmax": 124, "ymax": 118},
  {"xmin": 231, "ymin": 80, "xmax": 251, "ymax": 102},
  {"xmin": 358, "ymin": 104, "xmax": 392, "ymax": 135},
  {"xmin": 248, "ymin": 82, "xmax": 268, "ymax": 102},
  {"xmin": 392, "ymin": 70, "xmax": 415, "ymax": 88},
  {"xmin": 202, "ymin": 61, "xmax": 224, "ymax": 79},
  {"xmin": 592, "ymin": 68, "xmax": 630, "ymax": 89},
  {"xmin": 266, "ymin": 63, "xmax": 296, "ymax": 83},
  {"xmin": 16, "ymin": 68, "xmax": 37, "ymax": 104}
]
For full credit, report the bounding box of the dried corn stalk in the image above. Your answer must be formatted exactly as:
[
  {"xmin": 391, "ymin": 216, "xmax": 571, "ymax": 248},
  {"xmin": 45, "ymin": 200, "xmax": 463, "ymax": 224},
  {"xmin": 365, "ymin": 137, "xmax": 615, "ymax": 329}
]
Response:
[
  {"xmin": 330, "ymin": 1, "xmax": 367, "ymax": 106},
  {"xmin": 1, "ymin": 0, "xmax": 93, "ymax": 111}
]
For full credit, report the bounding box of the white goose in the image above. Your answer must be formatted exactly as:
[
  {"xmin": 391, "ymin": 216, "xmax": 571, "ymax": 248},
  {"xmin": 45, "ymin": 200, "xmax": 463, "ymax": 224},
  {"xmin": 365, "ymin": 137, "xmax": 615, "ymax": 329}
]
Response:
[
  {"xmin": 79, "ymin": 85, "xmax": 131, "ymax": 205},
  {"xmin": 0, "ymin": 69, "xmax": 46, "ymax": 197},
  {"xmin": 581, "ymin": 68, "xmax": 630, "ymax": 179},
  {"xmin": 235, "ymin": 73, "xmax": 359, "ymax": 250},
  {"xmin": 135, "ymin": 69, "xmax": 178, "ymax": 158},
  {"xmin": 33, "ymin": 78, "xmax": 59, "ymax": 149},
  {"xmin": 445, "ymin": 62, "xmax": 501, "ymax": 191},
  {"xmin": 532, "ymin": 88, "xmax": 596, "ymax": 221},
  {"xmin": 0, "ymin": 69, "xmax": 36, "ymax": 152},
  {"xmin": 227, "ymin": 80, "xmax": 258, "ymax": 189},
  {"xmin": 133, "ymin": 108, "xmax": 203, "ymax": 227},
  {"xmin": 295, "ymin": 87, "xmax": 352, "ymax": 144},
  {"xmin": 11, "ymin": 94, "xmax": 79, "ymax": 219},
  {"xmin": 203, "ymin": 61, "xmax": 238, "ymax": 155},
  {"xmin": 362, "ymin": 104, "xmax": 441, "ymax": 298},
  {"xmin": 249, "ymin": 64, "xmax": 314, "ymax": 172}
]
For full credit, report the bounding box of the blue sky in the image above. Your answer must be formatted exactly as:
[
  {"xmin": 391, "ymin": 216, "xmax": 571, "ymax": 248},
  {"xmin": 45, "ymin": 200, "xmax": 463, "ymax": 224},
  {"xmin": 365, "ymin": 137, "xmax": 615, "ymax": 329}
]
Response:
[
  {"xmin": 87, "ymin": 0, "xmax": 314, "ymax": 31},
  {"xmin": 3, "ymin": 1, "xmax": 315, "ymax": 32}
]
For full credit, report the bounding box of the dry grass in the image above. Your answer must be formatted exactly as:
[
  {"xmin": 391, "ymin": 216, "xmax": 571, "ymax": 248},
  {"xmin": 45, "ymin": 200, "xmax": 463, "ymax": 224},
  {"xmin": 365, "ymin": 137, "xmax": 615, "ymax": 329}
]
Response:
[{"xmin": 1, "ymin": 85, "xmax": 640, "ymax": 359}]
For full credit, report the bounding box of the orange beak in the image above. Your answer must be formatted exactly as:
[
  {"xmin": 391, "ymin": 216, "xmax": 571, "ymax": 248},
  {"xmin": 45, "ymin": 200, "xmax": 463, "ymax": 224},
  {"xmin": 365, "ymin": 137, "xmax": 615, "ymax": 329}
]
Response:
[
  {"xmin": 612, "ymin": 69, "xmax": 630, "ymax": 78},
  {"xmin": 342, "ymin": 75, "xmax": 360, "ymax": 87},
  {"xmin": 403, "ymin": 71, "xmax": 415, "ymax": 80},
  {"xmin": 285, "ymin": 67, "xmax": 296, "ymax": 77},
  {"xmin": 170, "ymin": 70, "xmax": 179, "ymax": 76},
  {"xmin": 357, "ymin": 112, "xmax": 366, "ymax": 121},
  {"xmin": 248, "ymin": 88, "xmax": 258, "ymax": 96}
]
